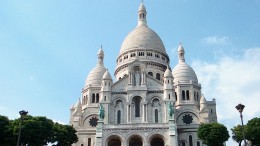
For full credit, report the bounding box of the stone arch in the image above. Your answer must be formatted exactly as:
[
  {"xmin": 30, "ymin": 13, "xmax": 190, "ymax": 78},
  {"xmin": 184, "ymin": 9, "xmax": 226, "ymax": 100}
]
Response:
[
  {"xmin": 148, "ymin": 133, "xmax": 165, "ymax": 146},
  {"xmin": 127, "ymin": 134, "xmax": 144, "ymax": 146},
  {"xmin": 176, "ymin": 111, "xmax": 200, "ymax": 125},
  {"xmin": 106, "ymin": 134, "xmax": 122, "ymax": 146}
]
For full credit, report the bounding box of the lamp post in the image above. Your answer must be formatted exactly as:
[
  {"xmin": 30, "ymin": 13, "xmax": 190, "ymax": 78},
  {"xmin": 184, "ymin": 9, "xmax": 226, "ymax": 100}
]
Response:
[
  {"xmin": 235, "ymin": 103, "xmax": 247, "ymax": 146},
  {"xmin": 17, "ymin": 110, "xmax": 28, "ymax": 146}
]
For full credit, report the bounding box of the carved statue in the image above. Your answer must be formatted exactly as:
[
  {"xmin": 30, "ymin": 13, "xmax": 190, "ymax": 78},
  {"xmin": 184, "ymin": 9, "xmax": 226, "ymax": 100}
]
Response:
[
  {"xmin": 135, "ymin": 71, "xmax": 140, "ymax": 86},
  {"xmin": 98, "ymin": 104, "xmax": 105, "ymax": 119},
  {"xmin": 168, "ymin": 102, "xmax": 174, "ymax": 117}
]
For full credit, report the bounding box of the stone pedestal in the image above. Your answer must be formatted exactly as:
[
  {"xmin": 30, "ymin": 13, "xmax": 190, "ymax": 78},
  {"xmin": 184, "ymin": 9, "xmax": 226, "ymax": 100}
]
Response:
[
  {"xmin": 169, "ymin": 118, "xmax": 178, "ymax": 146},
  {"xmin": 95, "ymin": 119, "xmax": 104, "ymax": 146}
]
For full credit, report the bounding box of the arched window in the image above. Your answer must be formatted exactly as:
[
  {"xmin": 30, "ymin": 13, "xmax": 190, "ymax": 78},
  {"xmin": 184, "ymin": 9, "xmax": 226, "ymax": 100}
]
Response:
[
  {"xmin": 81, "ymin": 144, "xmax": 84, "ymax": 146},
  {"xmin": 197, "ymin": 92, "xmax": 199, "ymax": 101},
  {"xmin": 156, "ymin": 73, "xmax": 160, "ymax": 80},
  {"xmin": 133, "ymin": 97, "xmax": 141, "ymax": 117},
  {"xmin": 189, "ymin": 135, "xmax": 193, "ymax": 146},
  {"xmin": 186, "ymin": 90, "xmax": 190, "ymax": 100},
  {"xmin": 168, "ymin": 94, "xmax": 170, "ymax": 99},
  {"xmin": 182, "ymin": 90, "xmax": 185, "ymax": 100},
  {"xmin": 155, "ymin": 109, "xmax": 158, "ymax": 123},
  {"xmin": 194, "ymin": 91, "xmax": 196, "ymax": 101},
  {"xmin": 104, "ymin": 96, "xmax": 106, "ymax": 101},
  {"xmin": 175, "ymin": 92, "xmax": 177, "ymax": 101},
  {"xmin": 92, "ymin": 93, "xmax": 95, "ymax": 103},
  {"xmin": 88, "ymin": 138, "xmax": 91, "ymax": 146},
  {"xmin": 148, "ymin": 72, "xmax": 153, "ymax": 77},
  {"xmin": 197, "ymin": 141, "xmax": 200, "ymax": 146},
  {"xmin": 117, "ymin": 110, "xmax": 121, "ymax": 124},
  {"xmin": 182, "ymin": 142, "xmax": 186, "ymax": 146},
  {"xmin": 96, "ymin": 93, "xmax": 99, "ymax": 103}
]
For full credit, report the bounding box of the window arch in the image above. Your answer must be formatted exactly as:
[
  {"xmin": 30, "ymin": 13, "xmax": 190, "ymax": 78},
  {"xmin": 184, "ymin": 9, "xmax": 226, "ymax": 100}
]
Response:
[
  {"xmin": 186, "ymin": 90, "xmax": 190, "ymax": 100},
  {"xmin": 133, "ymin": 96, "xmax": 141, "ymax": 117},
  {"xmin": 182, "ymin": 90, "xmax": 185, "ymax": 100},
  {"xmin": 155, "ymin": 109, "xmax": 158, "ymax": 123},
  {"xmin": 92, "ymin": 93, "xmax": 95, "ymax": 103},
  {"xmin": 189, "ymin": 135, "xmax": 193, "ymax": 146},
  {"xmin": 117, "ymin": 110, "xmax": 121, "ymax": 124},
  {"xmin": 197, "ymin": 92, "xmax": 199, "ymax": 101},
  {"xmin": 88, "ymin": 138, "xmax": 91, "ymax": 146},
  {"xmin": 156, "ymin": 73, "xmax": 160, "ymax": 80},
  {"xmin": 96, "ymin": 93, "xmax": 99, "ymax": 103},
  {"xmin": 104, "ymin": 96, "xmax": 106, "ymax": 101},
  {"xmin": 197, "ymin": 141, "xmax": 200, "ymax": 146},
  {"xmin": 175, "ymin": 92, "xmax": 177, "ymax": 101},
  {"xmin": 148, "ymin": 72, "xmax": 153, "ymax": 77},
  {"xmin": 182, "ymin": 141, "xmax": 186, "ymax": 146}
]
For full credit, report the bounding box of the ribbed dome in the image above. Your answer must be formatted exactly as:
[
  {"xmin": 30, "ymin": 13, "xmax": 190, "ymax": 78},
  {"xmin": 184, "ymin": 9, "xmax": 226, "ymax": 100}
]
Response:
[
  {"xmin": 164, "ymin": 68, "xmax": 172, "ymax": 77},
  {"xmin": 120, "ymin": 25, "xmax": 166, "ymax": 54},
  {"xmin": 85, "ymin": 64, "xmax": 106, "ymax": 87},
  {"xmin": 172, "ymin": 62, "xmax": 198, "ymax": 83},
  {"xmin": 102, "ymin": 69, "xmax": 112, "ymax": 80}
]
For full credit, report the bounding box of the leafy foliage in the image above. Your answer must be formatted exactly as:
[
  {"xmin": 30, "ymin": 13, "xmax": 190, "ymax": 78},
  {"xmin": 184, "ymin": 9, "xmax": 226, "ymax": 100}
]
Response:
[
  {"xmin": 245, "ymin": 117, "xmax": 260, "ymax": 145},
  {"xmin": 198, "ymin": 122, "xmax": 230, "ymax": 146},
  {"xmin": 0, "ymin": 114, "xmax": 78, "ymax": 146},
  {"xmin": 231, "ymin": 125, "xmax": 244, "ymax": 146}
]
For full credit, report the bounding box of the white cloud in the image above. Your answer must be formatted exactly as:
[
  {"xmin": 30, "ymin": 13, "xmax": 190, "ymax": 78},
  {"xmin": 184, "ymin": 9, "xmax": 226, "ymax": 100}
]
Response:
[
  {"xmin": 192, "ymin": 48, "xmax": 260, "ymax": 145},
  {"xmin": 201, "ymin": 36, "xmax": 231, "ymax": 46}
]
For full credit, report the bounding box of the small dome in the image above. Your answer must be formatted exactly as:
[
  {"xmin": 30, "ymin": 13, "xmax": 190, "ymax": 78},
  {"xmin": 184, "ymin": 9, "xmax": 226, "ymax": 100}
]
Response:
[
  {"xmin": 164, "ymin": 68, "xmax": 172, "ymax": 77},
  {"xmin": 172, "ymin": 62, "xmax": 198, "ymax": 83},
  {"xmin": 120, "ymin": 25, "xmax": 166, "ymax": 54},
  {"xmin": 85, "ymin": 64, "xmax": 106, "ymax": 87},
  {"xmin": 102, "ymin": 69, "xmax": 112, "ymax": 80}
]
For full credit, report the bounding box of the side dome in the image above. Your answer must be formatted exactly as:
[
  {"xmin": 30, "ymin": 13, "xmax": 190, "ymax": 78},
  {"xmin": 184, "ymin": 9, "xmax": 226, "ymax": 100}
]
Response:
[
  {"xmin": 85, "ymin": 48, "xmax": 107, "ymax": 87},
  {"xmin": 85, "ymin": 64, "xmax": 106, "ymax": 87},
  {"xmin": 172, "ymin": 43, "xmax": 198, "ymax": 83},
  {"xmin": 120, "ymin": 25, "xmax": 166, "ymax": 54},
  {"xmin": 172, "ymin": 62, "xmax": 198, "ymax": 83}
]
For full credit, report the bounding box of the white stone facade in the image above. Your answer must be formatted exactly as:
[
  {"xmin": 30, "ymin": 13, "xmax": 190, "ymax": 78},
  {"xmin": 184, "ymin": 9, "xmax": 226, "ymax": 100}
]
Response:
[{"xmin": 70, "ymin": 3, "xmax": 217, "ymax": 146}]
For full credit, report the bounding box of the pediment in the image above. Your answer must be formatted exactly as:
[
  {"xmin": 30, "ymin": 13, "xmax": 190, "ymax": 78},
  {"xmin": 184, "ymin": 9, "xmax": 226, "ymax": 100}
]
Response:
[
  {"xmin": 112, "ymin": 76, "xmax": 128, "ymax": 91},
  {"xmin": 146, "ymin": 75, "xmax": 163, "ymax": 90}
]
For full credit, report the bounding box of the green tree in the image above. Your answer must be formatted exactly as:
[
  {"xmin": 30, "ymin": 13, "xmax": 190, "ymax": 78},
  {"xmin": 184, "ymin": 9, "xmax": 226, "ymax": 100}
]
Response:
[
  {"xmin": 245, "ymin": 117, "xmax": 260, "ymax": 145},
  {"xmin": 52, "ymin": 122, "xmax": 78, "ymax": 146},
  {"xmin": 231, "ymin": 125, "xmax": 244, "ymax": 146},
  {"xmin": 198, "ymin": 122, "xmax": 230, "ymax": 146},
  {"xmin": 0, "ymin": 115, "xmax": 16, "ymax": 146}
]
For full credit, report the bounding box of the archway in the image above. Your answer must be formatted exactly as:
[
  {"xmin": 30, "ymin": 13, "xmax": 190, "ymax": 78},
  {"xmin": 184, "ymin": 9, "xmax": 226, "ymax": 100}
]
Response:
[
  {"xmin": 108, "ymin": 136, "xmax": 121, "ymax": 146},
  {"xmin": 151, "ymin": 137, "xmax": 164, "ymax": 146},
  {"xmin": 129, "ymin": 135, "xmax": 143, "ymax": 146}
]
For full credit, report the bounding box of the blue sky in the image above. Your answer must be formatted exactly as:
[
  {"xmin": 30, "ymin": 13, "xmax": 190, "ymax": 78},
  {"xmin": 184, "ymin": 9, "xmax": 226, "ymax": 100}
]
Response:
[{"xmin": 0, "ymin": 0, "xmax": 260, "ymax": 145}]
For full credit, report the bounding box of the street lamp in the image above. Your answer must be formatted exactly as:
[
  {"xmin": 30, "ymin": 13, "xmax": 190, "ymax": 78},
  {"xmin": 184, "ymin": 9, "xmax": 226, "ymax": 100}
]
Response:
[
  {"xmin": 235, "ymin": 103, "xmax": 247, "ymax": 146},
  {"xmin": 17, "ymin": 110, "xmax": 28, "ymax": 146}
]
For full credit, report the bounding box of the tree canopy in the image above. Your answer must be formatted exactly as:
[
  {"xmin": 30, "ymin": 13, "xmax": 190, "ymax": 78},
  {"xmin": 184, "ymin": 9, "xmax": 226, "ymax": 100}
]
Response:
[
  {"xmin": 198, "ymin": 122, "xmax": 230, "ymax": 146},
  {"xmin": 0, "ymin": 114, "xmax": 78, "ymax": 146},
  {"xmin": 231, "ymin": 125, "xmax": 244, "ymax": 146},
  {"xmin": 245, "ymin": 117, "xmax": 260, "ymax": 145}
]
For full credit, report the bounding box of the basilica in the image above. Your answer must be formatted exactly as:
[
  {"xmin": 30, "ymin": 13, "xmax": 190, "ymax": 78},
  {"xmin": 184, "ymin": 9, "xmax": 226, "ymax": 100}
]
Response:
[{"xmin": 70, "ymin": 3, "xmax": 217, "ymax": 146}]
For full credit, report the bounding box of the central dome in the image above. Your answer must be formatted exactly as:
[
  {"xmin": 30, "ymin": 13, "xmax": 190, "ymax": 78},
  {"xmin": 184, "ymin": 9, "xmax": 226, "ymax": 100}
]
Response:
[{"xmin": 120, "ymin": 25, "xmax": 166, "ymax": 54}]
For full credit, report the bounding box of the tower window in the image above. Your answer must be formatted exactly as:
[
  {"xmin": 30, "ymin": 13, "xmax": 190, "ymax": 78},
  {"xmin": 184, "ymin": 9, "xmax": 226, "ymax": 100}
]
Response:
[
  {"xmin": 117, "ymin": 110, "xmax": 121, "ymax": 124},
  {"xmin": 197, "ymin": 141, "xmax": 200, "ymax": 146},
  {"xmin": 96, "ymin": 93, "xmax": 99, "ymax": 103},
  {"xmin": 156, "ymin": 73, "xmax": 160, "ymax": 80},
  {"xmin": 104, "ymin": 96, "xmax": 106, "ymax": 101},
  {"xmin": 92, "ymin": 93, "xmax": 95, "ymax": 103},
  {"xmin": 148, "ymin": 72, "xmax": 153, "ymax": 77},
  {"xmin": 133, "ymin": 97, "xmax": 141, "ymax": 117},
  {"xmin": 175, "ymin": 92, "xmax": 177, "ymax": 101},
  {"xmin": 189, "ymin": 135, "xmax": 193, "ymax": 146},
  {"xmin": 168, "ymin": 94, "xmax": 170, "ymax": 99},
  {"xmin": 182, "ymin": 90, "xmax": 185, "ymax": 100},
  {"xmin": 182, "ymin": 142, "xmax": 185, "ymax": 146},
  {"xmin": 186, "ymin": 90, "xmax": 190, "ymax": 100},
  {"xmin": 155, "ymin": 109, "xmax": 158, "ymax": 123},
  {"xmin": 88, "ymin": 138, "xmax": 91, "ymax": 146}
]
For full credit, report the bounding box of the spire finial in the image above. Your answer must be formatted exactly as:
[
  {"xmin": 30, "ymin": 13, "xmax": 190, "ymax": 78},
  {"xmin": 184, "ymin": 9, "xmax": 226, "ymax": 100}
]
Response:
[
  {"xmin": 97, "ymin": 46, "xmax": 104, "ymax": 65},
  {"xmin": 178, "ymin": 42, "xmax": 185, "ymax": 63},
  {"xmin": 138, "ymin": 2, "xmax": 147, "ymax": 26}
]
